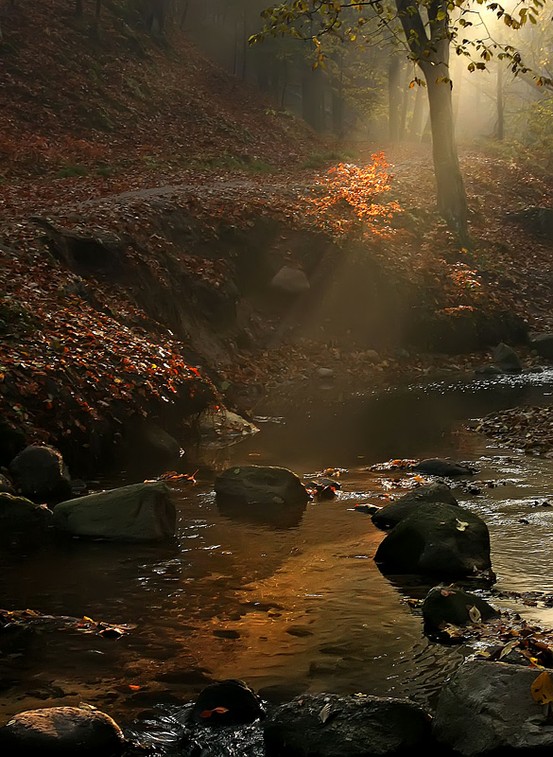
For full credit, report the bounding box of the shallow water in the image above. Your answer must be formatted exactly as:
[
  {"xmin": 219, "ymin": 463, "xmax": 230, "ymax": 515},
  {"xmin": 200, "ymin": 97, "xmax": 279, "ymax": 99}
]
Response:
[{"xmin": 1, "ymin": 368, "xmax": 553, "ymax": 746}]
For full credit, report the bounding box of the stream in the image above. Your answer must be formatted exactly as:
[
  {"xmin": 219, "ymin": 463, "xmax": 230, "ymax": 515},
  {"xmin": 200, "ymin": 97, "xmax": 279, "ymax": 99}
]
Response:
[{"xmin": 1, "ymin": 367, "xmax": 553, "ymax": 752}]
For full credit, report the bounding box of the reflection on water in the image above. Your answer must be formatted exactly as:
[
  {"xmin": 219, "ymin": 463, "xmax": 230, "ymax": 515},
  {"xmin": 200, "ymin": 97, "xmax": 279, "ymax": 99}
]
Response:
[{"xmin": 0, "ymin": 370, "xmax": 552, "ymax": 733}]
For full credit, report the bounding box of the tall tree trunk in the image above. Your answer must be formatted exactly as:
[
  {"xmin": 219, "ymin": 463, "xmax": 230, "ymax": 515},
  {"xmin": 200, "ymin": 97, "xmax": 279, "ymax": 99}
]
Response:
[
  {"xmin": 395, "ymin": 0, "xmax": 469, "ymax": 241},
  {"xmin": 496, "ymin": 62, "xmax": 505, "ymax": 140},
  {"xmin": 388, "ymin": 54, "xmax": 402, "ymax": 142},
  {"xmin": 409, "ymin": 84, "xmax": 425, "ymax": 140},
  {"xmin": 422, "ymin": 63, "xmax": 468, "ymax": 240},
  {"xmin": 75, "ymin": 0, "xmax": 83, "ymax": 16}
]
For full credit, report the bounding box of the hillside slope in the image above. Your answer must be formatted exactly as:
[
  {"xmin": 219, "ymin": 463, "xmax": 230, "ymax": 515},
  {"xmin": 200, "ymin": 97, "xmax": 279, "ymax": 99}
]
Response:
[{"xmin": 0, "ymin": 0, "xmax": 315, "ymax": 180}]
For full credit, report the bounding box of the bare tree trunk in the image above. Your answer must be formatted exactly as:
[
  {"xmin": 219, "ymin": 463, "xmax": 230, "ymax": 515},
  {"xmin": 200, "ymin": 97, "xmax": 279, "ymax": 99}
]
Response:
[
  {"xmin": 423, "ymin": 61, "xmax": 468, "ymax": 240},
  {"xmin": 395, "ymin": 0, "xmax": 469, "ymax": 241},
  {"xmin": 388, "ymin": 54, "xmax": 402, "ymax": 142},
  {"xmin": 496, "ymin": 62, "xmax": 505, "ymax": 140},
  {"xmin": 75, "ymin": 0, "xmax": 83, "ymax": 17},
  {"xmin": 409, "ymin": 84, "xmax": 425, "ymax": 140}
]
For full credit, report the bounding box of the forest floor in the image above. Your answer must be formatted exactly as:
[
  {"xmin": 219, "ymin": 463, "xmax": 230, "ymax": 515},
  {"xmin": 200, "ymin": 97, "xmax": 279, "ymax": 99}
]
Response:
[{"xmin": 0, "ymin": 0, "xmax": 552, "ymax": 471}]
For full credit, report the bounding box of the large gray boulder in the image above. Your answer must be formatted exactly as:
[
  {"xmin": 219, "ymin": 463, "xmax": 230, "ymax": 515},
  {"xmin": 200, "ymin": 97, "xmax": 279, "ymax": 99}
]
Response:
[
  {"xmin": 53, "ymin": 482, "xmax": 175, "ymax": 542},
  {"xmin": 214, "ymin": 465, "xmax": 309, "ymax": 507},
  {"xmin": 263, "ymin": 693, "xmax": 433, "ymax": 756},
  {"xmin": 372, "ymin": 482, "xmax": 458, "ymax": 530},
  {"xmin": 374, "ymin": 502, "xmax": 494, "ymax": 580},
  {"xmin": 0, "ymin": 705, "xmax": 125, "ymax": 756},
  {"xmin": 433, "ymin": 660, "xmax": 553, "ymax": 755},
  {"xmin": 9, "ymin": 444, "xmax": 72, "ymax": 502}
]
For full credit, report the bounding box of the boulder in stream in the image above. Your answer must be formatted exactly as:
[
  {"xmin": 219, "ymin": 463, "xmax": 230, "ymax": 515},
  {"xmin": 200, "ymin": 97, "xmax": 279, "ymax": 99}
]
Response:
[
  {"xmin": 422, "ymin": 585, "xmax": 500, "ymax": 636},
  {"xmin": 0, "ymin": 705, "xmax": 125, "ymax": 756},
  {"xmin": 215, "ymin": 465, "xmax": 309, "ymax": 507},
  {"xmin": 263, "ymin": 692, "xmax": 433, "ymax": 756},
  {"xmin": 374, "ymin": 502, "xmax": 494, "ymax": 580},
  {"xmin": 215, "ymin": 465, "xmax": 309, "ymax": 528},
  {"xmin": 9, "ymin": 444, "xmax": 72, "ymax": 503},
  {"xmin": 372, "ymin": 482, "xmax": 458, "ymax": 530},
  {"xmin": 190, "ymin": 679, "xmax": 265, "ymax": 726},
  {"xmin": 0, "ymin": 492, "xmax": 52, "ymax": 543},
  {"xmin": 433, "ymin": 659, "xmax": 553, "ymax": 755},
  {"xmin": 52, "ymin": 482, "xmax": 175, "ymax": 542},
  {"xmin": 411, "ymin": 458, "xmax": 476, "ymax": 477}
]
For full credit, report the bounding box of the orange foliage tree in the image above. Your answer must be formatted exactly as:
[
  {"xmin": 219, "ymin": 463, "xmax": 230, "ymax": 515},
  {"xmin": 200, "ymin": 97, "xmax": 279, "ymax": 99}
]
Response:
[{"xmin": 308, "ymin": 152, "xmax": 401, "ymax": 238}]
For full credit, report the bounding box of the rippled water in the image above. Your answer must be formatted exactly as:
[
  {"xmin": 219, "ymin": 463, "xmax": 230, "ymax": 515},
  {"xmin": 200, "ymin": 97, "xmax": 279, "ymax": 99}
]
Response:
[{"xmin": 1, "ymin": 368, "xmax": 552, "ymax": 746}]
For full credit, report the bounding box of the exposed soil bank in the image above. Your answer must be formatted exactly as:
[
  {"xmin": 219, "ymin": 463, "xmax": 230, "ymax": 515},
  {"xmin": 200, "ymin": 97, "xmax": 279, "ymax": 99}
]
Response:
[{"xmin": 1, "ymin": 159, "xmax": 551, "ymax": 481}]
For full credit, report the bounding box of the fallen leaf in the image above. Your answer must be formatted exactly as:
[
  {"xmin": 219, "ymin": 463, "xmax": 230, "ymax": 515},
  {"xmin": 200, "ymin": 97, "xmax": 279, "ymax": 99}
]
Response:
[
  {"xmin": 531, "ymin": 671, "xmax": 553, "ymax": 705},
  {"xmin": 199, "ymin": 706, "xmax": 230, "ymax": 718}
]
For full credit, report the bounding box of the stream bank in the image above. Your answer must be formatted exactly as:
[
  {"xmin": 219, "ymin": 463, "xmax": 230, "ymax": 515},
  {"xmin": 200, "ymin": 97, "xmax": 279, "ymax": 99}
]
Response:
[{"xmin": 2, "ymin": 170, "xmax": 546, "ymax": 483}]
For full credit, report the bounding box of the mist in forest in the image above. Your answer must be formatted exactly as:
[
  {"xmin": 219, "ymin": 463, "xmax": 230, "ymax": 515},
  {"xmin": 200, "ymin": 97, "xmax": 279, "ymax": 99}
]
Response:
[{"xmin": 181, "ymin": 0, "xmax": 552, "ymax": 155}]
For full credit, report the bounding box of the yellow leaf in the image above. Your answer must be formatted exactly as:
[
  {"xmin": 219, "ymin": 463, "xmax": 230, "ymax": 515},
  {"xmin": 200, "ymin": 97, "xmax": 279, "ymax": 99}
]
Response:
[{"xmin": 531, "ymin": 671, "xmax": 553, "ymax": 704}]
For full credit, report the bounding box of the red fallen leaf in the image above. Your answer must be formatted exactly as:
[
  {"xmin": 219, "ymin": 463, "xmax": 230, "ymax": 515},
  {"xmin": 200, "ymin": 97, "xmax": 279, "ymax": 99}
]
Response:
[{"xmin": 199, "ymin": 707, "xmax": 230, "ymax": 718}]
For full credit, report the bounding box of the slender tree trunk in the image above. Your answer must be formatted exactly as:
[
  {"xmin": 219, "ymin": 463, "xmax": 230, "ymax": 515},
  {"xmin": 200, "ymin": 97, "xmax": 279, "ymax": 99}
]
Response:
[
  {"xmin": 422, "ymin": 61, "xmax": 468, "ymax": 240},
  {"xmin": 388, "ymin": 54, "xmax": 402, "ymax": 142},
  {"xmin": 395, "ymin": 0, "xmax": 469, "ymax": 241},
  {"xmin": 496, "ymin": 62, "xmax": 505, "ymax": 140},
  {"xmin": 75, "ymin": 0, "xmax": 83, "ymax": 17},
  {"xmin": 409, "ymin": 84, "xmax": 425, "ymax": 140}
]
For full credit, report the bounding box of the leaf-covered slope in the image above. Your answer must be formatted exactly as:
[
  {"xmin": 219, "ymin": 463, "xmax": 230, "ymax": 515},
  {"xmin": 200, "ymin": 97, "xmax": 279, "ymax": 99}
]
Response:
[{"xmin": 0, "ymin": 0, "xmax": 315, "ymax": 179}]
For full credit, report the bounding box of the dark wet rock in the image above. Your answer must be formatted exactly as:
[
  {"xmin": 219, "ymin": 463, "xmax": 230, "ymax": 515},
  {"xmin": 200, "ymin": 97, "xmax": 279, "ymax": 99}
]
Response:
[
  {"xmin": 530, "ymin": 333, "xmax": 553, "ymax": 360},
  {"xmin": 433, "ymin": 659, "xmax": 553, "ymax": 755},
  {"xmin": 190, "ymin": 679, "xmax": 265, "ymax": 726},
  {"xmin": 270, "ymin": 266, "xmax": 310, "ymax": 295},
  {"xmin": 0, "ymin": 421, "xmax": 26, "ymax": 467},
  {"xmin": 125, "ymin": 420, "xmax": 182, "ymax": 469},
  {"xmin": 9, "ymin": 444, "xmax": 72, "ymax": 502},
  {"xmin": 372, "ymin": 482, "xmax": 458, "ymax": 530},
  {"xmin": 422, "ymin": 585, "xmax": 500, "ymax": 636},
  {"xmin": 52, "ymin": 482, "xmax": 175, "ymax": 542},
  {"xmin": 263, "ymin": 692, "xmax": 433, "ymax": 757},
  {"xmin": 507, "ymin": 206, "xmax": 553, "ymax": 240},
  {"xmin": 412, "ymin": 458, "xmax": 476, "ymax": 477},
  {"xmin": 0, "ymin": 473, "xmax": 15, "ymax": 494},
  {"xmin": 215, "ymin": 465, "xmax": 309, "ymax": 507},
  {"xmin": 474, "ymin": 365, "xmax": 504, "ymax": 376},
  {"xmin": 374, "ymin": 502, "xmax": 494, "ymax": 580},
  {"xmin": 492, "ymin": 342, "xmax": 523, "ymax": 373},
  {"xmin": 215, "ymin": 465, "xmax": 309, "ymax": 529},
  {"xmin": 0, "ymin": 705, "xmax": 125, "ymax": 756},
  {"xmin": 0, "ymin": 492, "xmax": 52, "ymax": 542}
]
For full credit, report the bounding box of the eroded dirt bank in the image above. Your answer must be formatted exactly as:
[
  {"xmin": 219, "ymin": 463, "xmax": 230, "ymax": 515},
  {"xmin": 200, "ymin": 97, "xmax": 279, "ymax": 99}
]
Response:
[{"xmin": 1, "ymin": 144, "xmax": 552, "ymax": 477}]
